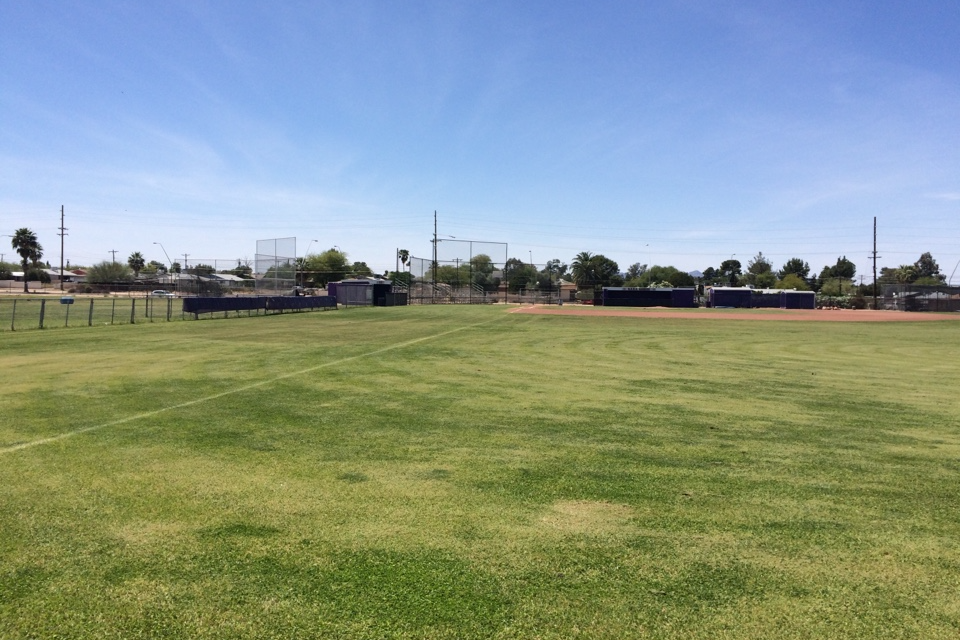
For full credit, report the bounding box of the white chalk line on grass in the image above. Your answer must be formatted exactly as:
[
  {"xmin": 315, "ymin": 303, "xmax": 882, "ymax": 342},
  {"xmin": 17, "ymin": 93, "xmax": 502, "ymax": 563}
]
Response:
[{"xmin": 2, "ymin": 317, "xmax": 501, "ymax": 455}]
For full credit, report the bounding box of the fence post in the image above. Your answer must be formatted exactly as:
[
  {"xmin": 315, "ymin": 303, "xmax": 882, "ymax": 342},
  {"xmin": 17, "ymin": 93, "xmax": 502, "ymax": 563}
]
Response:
[
  {"xmin": 111, "ymin": 298, "xmax": 116, "ymax": 325},
  {"xmin": 130, "ymin": 299, "xmax": 136, "ymax": 324},
  {"xmin": 10, "ymin": 299, "xmax": 16, "ymax": 331},
  {"xmin": 39, "ymin": 300, "xmax": 46, "ymax": 329},
  {"xmin": 65, "ymin": 301, "xmax": 71, "ymax": 327},
  {"xmin": 167, "ymin": 298, "xmax": 172, "ymax": 322},
  {"xmin": 88, "ymin": 300, "xmax": 94, "ymax": 326}
]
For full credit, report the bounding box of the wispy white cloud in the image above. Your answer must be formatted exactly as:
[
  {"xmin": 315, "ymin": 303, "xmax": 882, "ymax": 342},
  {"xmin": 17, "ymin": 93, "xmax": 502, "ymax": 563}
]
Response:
[{"xmin": 924, "ymin": 192, "xmax": 960, "ymax": 201}]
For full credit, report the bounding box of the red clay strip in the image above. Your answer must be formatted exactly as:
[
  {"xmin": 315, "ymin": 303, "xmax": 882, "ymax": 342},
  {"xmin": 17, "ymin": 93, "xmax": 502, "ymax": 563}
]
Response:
[{"xmin": 509, "ymin": 306, "xmax": 960, "ymax": 322}]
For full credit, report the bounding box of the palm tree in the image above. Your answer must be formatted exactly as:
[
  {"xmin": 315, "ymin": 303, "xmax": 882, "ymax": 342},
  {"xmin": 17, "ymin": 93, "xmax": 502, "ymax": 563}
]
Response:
[
  {"xmin": 571, "ymin": 251, "xmax": 596, "ymax": 287},
  {"xmin": 894, "ymin": 265, "xmax": 917, "ymax": 284},
  {"xmin": 127, "ymin": 251, "xmax": 146, "ymax": 279},
  {"xmin": 11, "ymin": 228, "xmax": 42, "ymax": 293}
]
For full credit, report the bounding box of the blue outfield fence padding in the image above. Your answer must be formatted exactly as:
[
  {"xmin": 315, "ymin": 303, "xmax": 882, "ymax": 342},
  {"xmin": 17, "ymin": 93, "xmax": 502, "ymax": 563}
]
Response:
[
  {"xmin": 264, "ymin": 296, "xmax": 337, "ymax": 311},
  {"xmin": 183, "ymin": 295, "xmax": 336, "ymax": 317},
  {"xmin": 182, "ymin": 297, "xmax": 266, "ymax": 315}
]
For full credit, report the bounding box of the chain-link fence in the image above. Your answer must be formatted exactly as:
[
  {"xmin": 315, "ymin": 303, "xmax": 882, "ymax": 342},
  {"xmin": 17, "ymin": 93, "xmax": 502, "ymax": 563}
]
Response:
[
  {"xmin": 881, "ymin": 284, "xmax": 960, "ymax": 312},
  {"xmin": 0, "ymin": 296, "xmax": 186, "ymax": 331},
  {"xmin": 0, "ymin": 294, "xmax": 335, "ymax": 332},
  {"xmin": 255, "ymin": 238, "xmax": 297, "ymax": 294}
]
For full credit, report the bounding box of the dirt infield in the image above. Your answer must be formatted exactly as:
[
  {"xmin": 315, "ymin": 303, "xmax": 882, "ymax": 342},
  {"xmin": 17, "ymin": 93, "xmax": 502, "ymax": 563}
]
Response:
[{"xmin": 510, "ymin": 305, "xmax": 960, "ymax": 322}]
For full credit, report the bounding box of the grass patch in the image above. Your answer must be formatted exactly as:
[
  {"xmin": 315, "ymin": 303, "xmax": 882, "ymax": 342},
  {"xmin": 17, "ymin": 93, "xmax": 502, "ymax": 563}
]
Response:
[{"xmin": 2, "ymin": 305, "xmax": 960, "ymax": 638}]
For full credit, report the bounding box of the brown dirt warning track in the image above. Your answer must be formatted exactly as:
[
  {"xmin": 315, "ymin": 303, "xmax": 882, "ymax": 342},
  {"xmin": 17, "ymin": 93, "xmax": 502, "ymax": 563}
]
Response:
[{"xmin": 509, "ymin": 306, "xmax": 960, "ymax": 322}]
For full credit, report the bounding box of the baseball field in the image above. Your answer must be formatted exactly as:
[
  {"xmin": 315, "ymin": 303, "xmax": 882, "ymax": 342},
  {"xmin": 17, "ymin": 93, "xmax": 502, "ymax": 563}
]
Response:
[{"xmin": 2, "ymin": 304, "xmax": 959, "ymax": 638}]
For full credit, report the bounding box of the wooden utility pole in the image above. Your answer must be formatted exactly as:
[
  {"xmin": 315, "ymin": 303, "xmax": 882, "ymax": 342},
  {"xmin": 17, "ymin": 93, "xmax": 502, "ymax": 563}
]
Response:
[
  {"xmin": 57, "ymin": 205, "xmax": 67, "ymax": 291},
  {"xmin": 872, "ymin": 217, "xmax": 877, "ymax": 308},
  {"xmin": 109, "ymin": 249, "xmax": 118, "ymax": 263}
]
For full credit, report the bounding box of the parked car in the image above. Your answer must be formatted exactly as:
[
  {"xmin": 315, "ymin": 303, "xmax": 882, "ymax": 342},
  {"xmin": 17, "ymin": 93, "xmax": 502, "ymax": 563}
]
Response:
[{"xmin": 150, "ymin": 290, "xmax": 175, "ymax": 298}]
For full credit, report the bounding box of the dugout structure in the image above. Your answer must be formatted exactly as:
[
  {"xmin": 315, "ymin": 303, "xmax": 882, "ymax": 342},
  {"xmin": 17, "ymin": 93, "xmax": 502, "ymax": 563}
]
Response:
[
  {"xmin": 708, "ymin": 287, "xmax": 815, "ymax": 309},
  {"xmin": 328, "ymin": 278, "xmax": 406, "ymax": 306},
  {"xmin": 255, "ymin": 237, "xmax": 297, "ymax": 295},
  {"xmin": 602, "ymin": 287, "xmax": 698, "ymax": 308}
]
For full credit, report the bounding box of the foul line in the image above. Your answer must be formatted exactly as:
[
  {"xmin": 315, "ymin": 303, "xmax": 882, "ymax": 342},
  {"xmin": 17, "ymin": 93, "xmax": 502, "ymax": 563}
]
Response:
[{"xmin": 2, "ymin": 316, "xmax": 503, "ymax": 455}]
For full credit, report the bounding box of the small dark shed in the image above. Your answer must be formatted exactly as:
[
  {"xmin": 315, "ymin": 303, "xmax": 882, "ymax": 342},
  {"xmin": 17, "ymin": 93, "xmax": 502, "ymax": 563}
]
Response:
[{"xmin": 329, "ymin": 278, "xmax": 405, "ymax": 306}]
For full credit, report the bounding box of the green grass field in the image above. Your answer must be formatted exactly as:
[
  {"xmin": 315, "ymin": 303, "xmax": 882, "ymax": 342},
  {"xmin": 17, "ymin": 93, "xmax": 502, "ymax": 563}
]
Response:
[{"xmin": 2, "ymin": 305, "xmax": 960, "ymax": 638}]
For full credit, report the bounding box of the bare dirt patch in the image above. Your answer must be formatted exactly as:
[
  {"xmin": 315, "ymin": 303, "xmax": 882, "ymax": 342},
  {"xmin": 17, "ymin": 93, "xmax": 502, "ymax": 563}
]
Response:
[
  {"xmin": 511, "ymin": 306, "xmax": 960, "ymax": 322},
  {"xmin": 540, "ymin": 500, "xmax": 635, "ymax": 535}
]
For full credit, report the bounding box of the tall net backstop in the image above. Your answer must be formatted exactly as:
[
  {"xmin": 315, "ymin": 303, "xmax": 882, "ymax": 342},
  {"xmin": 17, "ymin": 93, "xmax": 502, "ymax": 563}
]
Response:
[
  {"xmin": 404, "ymin": 239, "xmax": 513, "ymax": 304},
  {"xmin": 256, "ymin": 237, "xmax": 297, "ymax": 294}
]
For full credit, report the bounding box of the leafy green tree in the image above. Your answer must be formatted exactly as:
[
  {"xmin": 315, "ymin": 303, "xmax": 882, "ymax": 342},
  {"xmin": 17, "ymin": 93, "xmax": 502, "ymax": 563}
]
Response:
[
  {"xmin": 700, "ymin": 266, "xmax": 723, "ymax": 285},
  {"xmin": 350, "ymin": 261, "xmax": 374, "ymax": 278},
  {"xmin": 227, "ymin": 262, "xmax": 253, "ymax": 278},
  {"xmin": 86, "ymin": 261, "xmax": 133, "ymax": 283},
  {"xmin": 819, "ymin": 277, "xmax": 855, "ymax": 297},
  {"xmin": 913, "ymin": 252, "xmax": 945, "ymax": 282},
  {"xmin": 188, "ymin": 263, "xmax": 216, "ymax": 277},
  {"xmin": 141, "ymin": 260, "xmax": 167, "ymax": 275},
  {"xmin": 304, "ymin": 248, "xmax": 348, "ymax": 286},
  {"xmin": 388, "ymin": 271, "xmax": 413, "ymax": 287},
  {"xmin": 432, "ymin": 264, "xmax": 462, "ymax": 285},
  {"xmin": 501, "ymin": 258, "xmax": 536, "ymax": 292},
  {"xmin": 877, "ymin": 266, "xmax": 898, "ymax": 285},
  {"xmin": 127, "ymin": 251, "xmax": 146, "ymax": 279},
  {"xmin": 821, "ymin": 256, "xmax": 856, "ymax": 280},
  {"xmin": 0, "ymin": 261, "xmax": 14, "ymax": 280},
  {"xmin": 510, "ymin": 264, "xmax": 539, "ymax": 292},
  {"xmin": 543, "ymin": 259, "xmax": 568, "ymax": 279},
  {"xmin": 170, "ymin": 261, "xmax": 182, "ymax": 274},
  {"xmin": 625, "ymin": 263, "xmax": 647, "ymax": 280},
  {"xmin": 469, "ymin": 254, "xmax": 499, "ymax": 291},
  {"xmin": 778, "ymin": 257, "xmax": 810, "ymax": 280},
  {"xmin": 24, "ymin": 267, "xmax": 51, "ymax": 283},
  {"xmin": 775, "ymin": 273, "xmax": 810, "ymax": 290},
  {"xmin": 719, "ymin": 259, "xmax": 741, "ymax": 286},
  {"xmin": 11, "ymin": 228, "xmax": 43, "ymax": 293},
  {"xmin": 632, "ymin": 265, "xmax": 695, "ymax": 288},
  {"xmin": 741, "ymin": 252, "xmax": 775, "ymax": 288},
  {"xmin": 263, "ymin": 262, "xmax": 295, "ymax": 283},
  {"xmin": 746, "ymin": 252, "xmax": 772, "ymax": 275}
]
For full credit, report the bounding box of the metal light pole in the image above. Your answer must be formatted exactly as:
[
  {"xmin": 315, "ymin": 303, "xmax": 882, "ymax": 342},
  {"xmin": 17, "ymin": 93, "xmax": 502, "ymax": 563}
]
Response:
[
  {"xmin": 300, "ymin": 239, "xmax": 318, "ymax": 287},
  {"xmin": 153, "ymin": 242, "xmax": 176, "ymax": 295}
]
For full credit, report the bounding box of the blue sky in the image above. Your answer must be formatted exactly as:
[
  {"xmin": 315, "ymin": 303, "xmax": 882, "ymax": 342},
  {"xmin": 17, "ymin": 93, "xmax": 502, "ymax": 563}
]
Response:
[{"xmin": 2, "ymin": 1, "xmax": 958, "ymax": 280}]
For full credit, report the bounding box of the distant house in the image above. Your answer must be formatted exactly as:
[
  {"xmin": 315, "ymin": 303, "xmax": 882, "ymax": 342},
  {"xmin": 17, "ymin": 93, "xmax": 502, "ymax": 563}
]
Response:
[
  {"xmin": 208, "ymin": 273, "xmax": 253, "ymax": 289},
  {"xmin": 558, "ymin": 279, "xmax": 578, "ymax": 302}
]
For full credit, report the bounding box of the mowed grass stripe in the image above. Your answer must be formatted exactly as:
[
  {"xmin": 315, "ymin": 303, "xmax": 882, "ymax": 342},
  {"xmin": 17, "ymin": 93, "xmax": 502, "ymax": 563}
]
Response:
[{"xmin": 0, "ymin": 310, "xmax": 505, "ymax": 454}]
